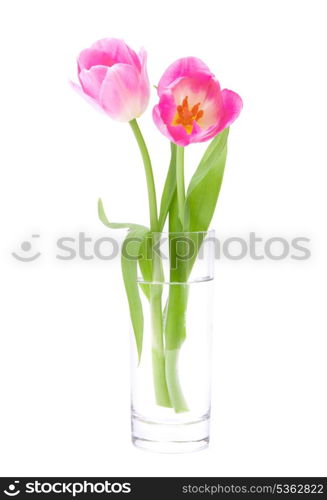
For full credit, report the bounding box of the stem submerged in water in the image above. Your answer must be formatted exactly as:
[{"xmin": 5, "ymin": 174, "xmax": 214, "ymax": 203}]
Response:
[
  {"xmin": 164, "ymin": 282, "xmax": 189, "ymax": 412},
  {"xmin": 165, "ymin": 348, "xmax": 189, "ymax": 412},
  {"xmin": 150, "ymin": 283, "xmax": 171, "ymax": 407},
  {"xmin": 150, "ymin": 232, "xmax": 171, "ymax": 408}
]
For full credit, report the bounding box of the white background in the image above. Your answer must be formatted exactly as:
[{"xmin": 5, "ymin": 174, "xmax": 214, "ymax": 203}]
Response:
[{"xmin": 0, "ymin": 0, "xmax": 326, "ymax": 477}]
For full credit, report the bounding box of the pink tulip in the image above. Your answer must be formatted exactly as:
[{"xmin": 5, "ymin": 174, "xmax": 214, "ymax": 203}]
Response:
[
  {"xmin": 153, "ymin": 57, "xmax": 242, "ymax": 146},
  {"xmin": 73, "ymin": 38, "xmax": 150, "ymax": 122}
]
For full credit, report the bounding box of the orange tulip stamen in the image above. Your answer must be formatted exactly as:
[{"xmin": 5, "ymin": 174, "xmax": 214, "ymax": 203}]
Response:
[{"xmin": 172, "ymin": 96, "xmax": 204, "ymax": 134}]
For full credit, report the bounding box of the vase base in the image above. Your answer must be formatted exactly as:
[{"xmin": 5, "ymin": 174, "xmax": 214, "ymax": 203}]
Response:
[{"xmin": 131, "ymin": 413, "xmax": 210, "ymax": 454}]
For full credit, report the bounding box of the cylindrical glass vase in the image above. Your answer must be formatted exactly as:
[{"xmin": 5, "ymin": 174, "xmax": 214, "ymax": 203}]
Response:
[{"xmin": 130, "ymin": 231, "xmax": 215, "ymax": 453}]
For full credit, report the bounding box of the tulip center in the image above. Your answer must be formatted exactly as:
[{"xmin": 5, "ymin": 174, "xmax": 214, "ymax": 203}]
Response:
[{"xmin": 172, "ymin": 96, "xmax": 204, "ymax": 134}]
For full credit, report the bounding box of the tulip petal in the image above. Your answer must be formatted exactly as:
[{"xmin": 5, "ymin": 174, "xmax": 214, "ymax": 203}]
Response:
[
  {"xmin": 91, "ymin": 38, "xmax": 141, "ymax": 71},
  {"xmin": 156, "ymin": 92, "xmax": 176, "ymax": 124},
  {"xmin": 189, "ymin": 122, "xmax": 222, "ymax": 143},
  {"xmin": 194, "ymin": 89, "xmax": 242, "ymax": 142},
  {"xmin": 158, "ymin": 57, "xmax": 212, "ymax": 95},
  {"xmin": 99, "ymin": 63, "xmax": 147, "ymax": 121},
  {"xmin": 153, "ymin": 105, "xmax": 171, "ymax": 140},
  {"xmin": 79, "ymin": 65, "xmax": 108, "ymax": 99},
  {"xmin": 171, "ymin": 73, "xmax": 215, "ymax": 103},
  {"xmin": 139, "ymin": 47, "xmax": 147, "ymax": 70},
  {"xmin": 194, "ymin": 90, "xmax": 242, "ymax": 143},
  {"xmin": 153, "ymin": 95, "xmax": 193, "ymax": 146},
  {"xmin": 69, "ymin": 80, "xmax": 106, "ymax": 114},
  {"xmin": 219, "ymin": 89, "xmax": 243, "ymax": 130},
  {"xmin": 138, "ymin": 47, "xmax": 150, "ymax": 100},
  {"xmin": 166, "ymin": 123, "xmax": 193, "ymax": 146},
  {"xmin": 78, "ymin": 49, "xmax": 114, "ymax": 72}
]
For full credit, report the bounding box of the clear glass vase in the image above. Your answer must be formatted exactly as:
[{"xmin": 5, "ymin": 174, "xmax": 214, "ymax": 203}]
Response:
[{"xmin": 130, "ymin": 230, "xmax": 215, "ymax": 453}]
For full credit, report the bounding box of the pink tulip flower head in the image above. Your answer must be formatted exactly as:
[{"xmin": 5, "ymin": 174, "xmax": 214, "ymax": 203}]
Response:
[
  {"xmin": 73, "ymin": 38, "xmax": 150, "ymax": 122},
  {"xmin": 153, "ymin": 57, "xmax": 242, "ymax": 146}
]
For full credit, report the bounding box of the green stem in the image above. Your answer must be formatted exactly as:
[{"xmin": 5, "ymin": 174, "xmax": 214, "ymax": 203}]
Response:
[
  {"xmin": 164, "ymin": 280, "xmax": 189, "ymax": 412},
  {"xmin": 176, "ymin": 145, "xmax": 185, "ymax": 226},
  {"xmin": 165, "ymin": 347, "xmax": 189, "ymax": 412},
  {"xmin": 129, "ymin": 119, "xmax": 171, "ymax": 408},
  {"xmin": 129, "ymin": 119, "xmax": 158, "ymax": 232},
  {"xmin": 150, "ymin": 279, "xmax": 170, "ymax": 407},
  {"xmin": 163, "ymin": 150, "xmax": 189, "ymax": 413}
]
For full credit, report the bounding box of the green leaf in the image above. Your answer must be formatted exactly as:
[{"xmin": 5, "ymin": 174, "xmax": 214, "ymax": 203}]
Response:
[
  {"xmin": 98, "ymin": 198, "xmax": 150, "ymax": 360},
  {"xmin": 98, "ymin": 198, "xmax": 146, "ymax": 231},
  {"xmin": 138, "ymin": 235, "xmax": 153, "ymax": 300},
  {"xmin": 98, "ymin": 197, "xmax": 151, "ymax": 299},
  {"xmin": 158, "ymin": 143, "xmax": 177, "ymax": 231},
  {"xmin": 184, "ymin": 128, "xmax": 229, "ymax": 232},
  {"xmin": 121, "ymin": 227, "xmax": 149, "ymax": 362},
  {"xmin": 164, "ymin": 131, "xmax": 230, "ymax": 410}
]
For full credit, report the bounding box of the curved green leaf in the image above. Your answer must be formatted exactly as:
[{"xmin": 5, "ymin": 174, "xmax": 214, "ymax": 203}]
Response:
[
  {"xmin": 184, "ymin": 128, "xmax": 229, "ymax": 232},
  {"xmin": 138, "ymin": 235, "xmax": 152, "ymax": 300},
  {"xmin": 158, "ymin": 143, "xmax": 177, "ymax": 231},
  {"xmin": 98, "ymin": 198, "xmax": 150, "ymax": 360},
  {"xmin": 121, "ymin": 227, "xmax": 149, "ymax": 362},
  {"xmin": 98, "ymin": 198, "xmax": 147, "ymax": 231}
]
